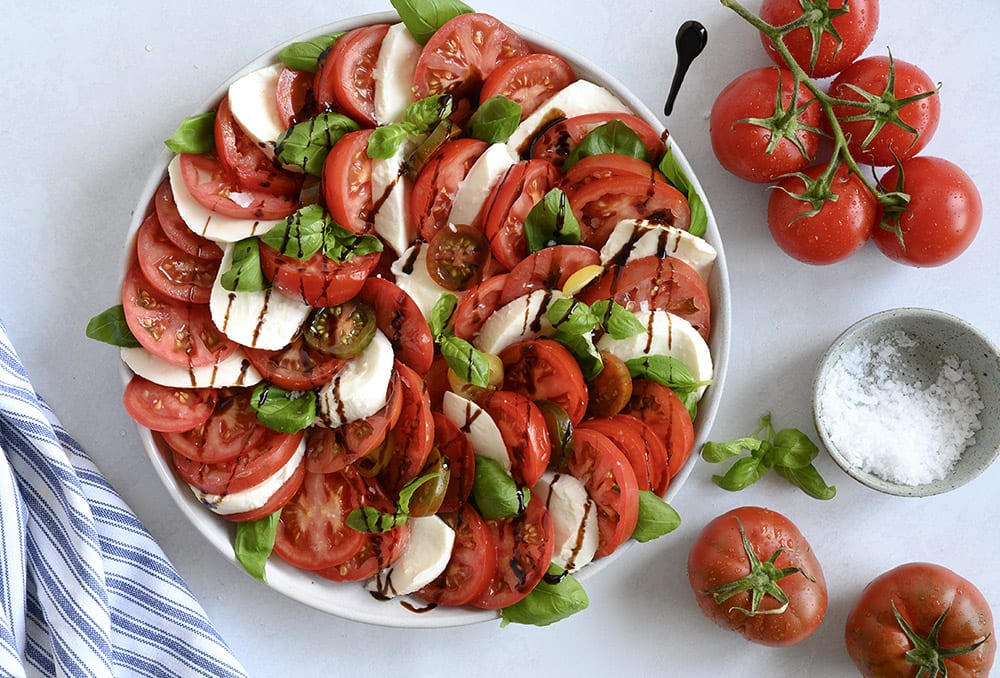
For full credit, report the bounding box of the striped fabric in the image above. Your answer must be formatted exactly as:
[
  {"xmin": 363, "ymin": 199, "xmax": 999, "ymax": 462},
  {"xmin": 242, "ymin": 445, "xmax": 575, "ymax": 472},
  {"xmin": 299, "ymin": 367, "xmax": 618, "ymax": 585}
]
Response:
[{"xmin": 0, "ymin": 319, "xmax": 249, "ymax": 678}]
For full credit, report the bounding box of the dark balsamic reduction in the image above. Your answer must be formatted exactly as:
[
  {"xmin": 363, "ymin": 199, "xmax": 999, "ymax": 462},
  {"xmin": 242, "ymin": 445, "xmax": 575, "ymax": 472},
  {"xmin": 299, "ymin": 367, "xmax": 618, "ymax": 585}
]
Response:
[{"xmin": 664, "ymin": 20, "xmax": 708, "ymax": 117}]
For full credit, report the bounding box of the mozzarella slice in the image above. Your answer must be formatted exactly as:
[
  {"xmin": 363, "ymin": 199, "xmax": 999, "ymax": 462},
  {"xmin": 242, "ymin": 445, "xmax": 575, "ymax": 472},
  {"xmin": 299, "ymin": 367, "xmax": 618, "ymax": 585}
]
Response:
[
  {"xmin": 506, "ymin": 80, "xmax": 632, "ymax": 157},
  {"xmin": 474, "ymin": 289, "xmax": 566, "ymax": 356},
  {"xmin": 390, "ymin": 242, "xmax": 466, "ymax": 321},
  {"xmin": 448, "ymin": 143, "xmax": 517, "ymax": 228},
  {"xmin": 317, "ymin": 330, "xmax": 394, "ymax": 427},
  {"xmin": 596, "ymin": 309, "xmax": 713, "ymax": 399},
  {"xmin": 209, "ymin": 243, "xmax": 311, "ymax": 350},
  {"xmin": 227, "ymin": 62, "xmax": 286, "ymax": 160},
  {"xmin": 441, "ymin": 391, "xmax": 511, "ymax": 473},
  {"xmin": 533, "ymin": 471, "xmax": 599, "ymax": 573},
  {"xmin": 371, "ymin": 137, "xmax": 417, "ymax": 257},
  {"xmin": 373, "ymin": 23, "xmax": 421, "ymax": 125},
  {"xmin": 367, "ymin": 515, "xmax": 455, "ymax": 597},
  {"xmin": 121, "ymin": 346, "xmax": 263, "ymax": 389},
  {"xmin": 167, "ymin": 155, "xmax": 282, "ymax": 243},
  {"xmin": 600, "ymin": 219, "xmax": 717, "ymax": 281},
  {"xmin": 192, "ymin": 437, "xmax": 305, "ymax": 515}
]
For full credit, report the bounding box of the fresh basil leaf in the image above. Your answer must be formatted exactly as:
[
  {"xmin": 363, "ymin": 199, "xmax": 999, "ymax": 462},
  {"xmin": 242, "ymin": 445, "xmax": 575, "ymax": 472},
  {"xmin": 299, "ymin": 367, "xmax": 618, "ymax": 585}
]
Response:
[
  {"xmin": 563, "ymin": 119, "xmax": 649, "ymax": 170},
  {"xmin": 589, "ymin": 300, "xmax": 644, "ymax": 339},
  {"xmin": 429, "ymin": 293, "xmax": 458, "ymax": 341},
  {"xmin": 234, "ymin": 510, "xmax": 281, "ymax": 582},
  {"xmin": 367, "ymin": 122, "xmax": 416, "ymax": 160},
  {"xmin": 346, "ymin": 505, "xmax": 408, "ymax": 534},
  {"xmin": 500, "ymin": 566, "xmax": 589, "ymax": 627},
  {"xmin": 440, "ymin": 336, "xmax": 491, "ymax": 389},
  {"xmin": 625, "ymin": 355, "xmax": 711, "ymax": 396},
  {"xmin": 260, "ymin": 204, "xmax": 326, "ymax": 261},
  {"xmin": 658, "ymin": 145, "xmax": 708, "ymax": 238},
  {"xmin": 712, "ymin": 456, "xmax": 765, "ymax": 492},
  {"xmin": 220, "ymin": 238, "xmax": 268, "ymax": 292},
  {"xmin": 632, "ymin": 491, "xmax": 681, "ymax": 542},
  {"xmin": 250, "ymin": 383, "xmax": 316, "ymax": 434},
  {"xmin": 552, "ymin": 331, "xmax": 603, "ymax": 381},
  {"xmin": 523, "ymin": 188, "xmax": 581, "ymax": 253},
  {"xmin": 469, "ymin": 96, "xmax": 522, "ymax": 143},
  {"xmin": 473, "ymin": 455, "xmax": 529, "ymax": 521},
  {"xmin": 164, "ymin": 112, "xmax": 216, "ymax": 154},
  {"xmin": 321, "ymin": 222, "xmax": 384, "ymax": 264},
  {"xmin": 390, "ymin": 0, "xmax": 473, "ymax": 45},
  {"xmin": 278, "ymin": 32, "xmax": 345, "ymax": 72},
  {"xmin": 404, "ymin": 94, "xmax": 453, "ymax": 132},
  {"xmin": 775, "ymin": 464, "xmax": 837, "ymax": 500},
  {"xmin": 700, "ymin": 438, "xmax": 764, "ymax": 464},
  {"xmin": 771, "ymin": 428, "xmax": 820, "ymax": 469},
  {"xmin": 275, "ymin": 111, "xmax": 360, "ymax": 175},
  {"xmin": 546, "ymin": 298, "xmax": 599, "ymax": 336},
  {"xmin": 678, "ymin": 389, "xmax": 699, "ymax": 421},
  {"xmin": 85, "ymin": 305, "xmax": 141, "ymax": 348},
  {"xmin": 396, "ymin": 472, "xmax": 441, "ymax": 515}
]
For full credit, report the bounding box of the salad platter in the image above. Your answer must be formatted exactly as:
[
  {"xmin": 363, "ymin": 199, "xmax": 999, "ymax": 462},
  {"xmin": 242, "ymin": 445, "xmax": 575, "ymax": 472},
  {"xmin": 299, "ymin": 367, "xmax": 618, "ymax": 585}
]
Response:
[{"xmin": 102, "ymin": 4, "xmax": 730, "ymax": 627}]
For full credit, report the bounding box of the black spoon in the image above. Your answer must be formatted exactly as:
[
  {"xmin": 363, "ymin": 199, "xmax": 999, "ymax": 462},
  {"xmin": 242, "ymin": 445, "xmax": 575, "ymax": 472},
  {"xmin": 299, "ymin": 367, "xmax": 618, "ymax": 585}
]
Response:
[{"xmin": 664, "ymin": 20, "xmax": 708, "ymax": 116}]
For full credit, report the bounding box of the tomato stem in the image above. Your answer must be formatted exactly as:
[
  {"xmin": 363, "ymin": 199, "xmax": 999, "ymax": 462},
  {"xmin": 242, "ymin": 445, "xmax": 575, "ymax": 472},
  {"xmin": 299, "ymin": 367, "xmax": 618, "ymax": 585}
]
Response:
[{"xmin": 892, "ymin": 601, "xmax": 993, "ymax": 676}]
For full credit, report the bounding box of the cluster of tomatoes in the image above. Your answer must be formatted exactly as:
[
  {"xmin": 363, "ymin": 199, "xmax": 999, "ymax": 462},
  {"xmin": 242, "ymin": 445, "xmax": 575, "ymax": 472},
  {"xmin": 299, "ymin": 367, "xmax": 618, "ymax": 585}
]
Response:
[{"xmin": 709, "ymin": 0, "xmax": 982, "ymax": 266}]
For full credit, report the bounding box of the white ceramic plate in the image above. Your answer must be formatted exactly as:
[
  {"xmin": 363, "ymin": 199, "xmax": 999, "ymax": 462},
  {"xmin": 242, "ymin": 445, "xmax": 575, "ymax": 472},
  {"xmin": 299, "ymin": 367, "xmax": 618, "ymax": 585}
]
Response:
[{"xmin": 122, "ymin": 10, "xmax": 731, "ymax": 628}]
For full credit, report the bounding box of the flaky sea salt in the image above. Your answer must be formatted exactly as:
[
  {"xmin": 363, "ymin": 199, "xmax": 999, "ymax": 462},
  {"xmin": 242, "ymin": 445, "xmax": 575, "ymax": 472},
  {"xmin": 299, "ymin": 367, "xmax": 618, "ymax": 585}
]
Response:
[{"xmin": 820, "ymin": 330, "xmax": 984, "ymax": 486}]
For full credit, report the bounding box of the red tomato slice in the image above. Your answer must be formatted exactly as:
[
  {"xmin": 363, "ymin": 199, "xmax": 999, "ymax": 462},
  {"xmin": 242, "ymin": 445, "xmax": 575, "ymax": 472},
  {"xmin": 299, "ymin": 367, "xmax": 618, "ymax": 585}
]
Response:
[
  {"xmin": 171, "ymin": 428, "xmax": 303, "ymax": 496},
  {"xmin": 413, "ymin": 13, "xmax": 531, "ymax": 99},
  {"xmin": 243, "ymin": 337, "xmax": 344, "ymax": 391},
  {"xmin": 123, "ymin": 375, "xmax": 217, "ymax": 434},
  {"xmin": 499, "ymin": 244, "xmax": 601, "ymax": 305},
  {"xmin": 481, "ymin": 159, "xmax": 560, "ymax": 270},
  {"xmin": 411, "ymin": 138, "xmax": 488, "ymax": 241},
  {"xmin": 178, "ymin": 152, "xmax": 299, "ymax": 220},
  {"xmin": 275, "ymin": 66, "xmax": 315, "ymax": 127},
  {"xmin": 159, "ymin": 388, "xmax": 264, "ymax": 463},
  {"xmin": 214, "ymin": 94, "xmax": 303, "ymax": 196},
  {"xmin": 432, "ymin": 412, "xmax": 475, "ymax": 514},
  {"xmin": 357, "ymin": 277, "xmax": 435, "ymax": 375},
  {"xmin": 479, "ymin": 390, "xmax": 551, "ymax": 487},
  {"xmin": 566, "ymin": 427, "xmax": 640, "ymax": 558},
  {"xmin": 499, "ymin": 338, "xmax": 589, "ymax": 425},
  {"xmin": 577, "ymin": 414, "xmax": 670, "ymax": 495},
  {"xmin": 153, "ymin": 179, "xmax": 223, "ymax": 260},
  {"xmin": 620, "ymin": 379, "xmax": 694, "ymax": 479},
  {"xmin": 315, "ymin": 24, "xmax": 390, "ymax": 127},
  {"xmin": 559, "ymin": 153, "xmax": 667, "ymax": 194},
  {"xmin": 377, "ymin": 362, "xmax": 435, "ymax": 495},
  {"xmin": 452, "ymin": 273, "xmax": 509, "ymax": 342},
  {"xmin": 220, "ymin": 463, "xmax": 305, "ymax": 523},
  {"xmin": 479, "ymin": 52, "xmax": 575, "ymax": 118},
  {"xmin": 318, "ymin": 524, "xmax": 409, "ymax": 583},
  {"xmin": 585, "ymin": 351, "xmax": 633, "ymax": 419},
  {"xmin": 471, "ymin": 494, "xmax": 554, "ymax": 609},
  {"xmin": 121, "ymin": 261, "xmax": 238, "ymax": 368},
  {"xmin": 425, "ymin": 223, "xmax": 492, "ymax": 292},
  {"xmin": 135, "ymin": 212, "xmax": 219, "ymax": 304},
  {"xmin": 258, "ymin": 241, "xmax": 380, "ymax": 308},
  {"xmin": 417, "ymin": 505, "xmax": 496, "ymax": 606},
  {"xmin": 322, "ymin": 129, "xmax": 374, "ymax": 234},
  {"xmin": 530, "ymin": 112, "xmax": 667, "ymax": 169}
]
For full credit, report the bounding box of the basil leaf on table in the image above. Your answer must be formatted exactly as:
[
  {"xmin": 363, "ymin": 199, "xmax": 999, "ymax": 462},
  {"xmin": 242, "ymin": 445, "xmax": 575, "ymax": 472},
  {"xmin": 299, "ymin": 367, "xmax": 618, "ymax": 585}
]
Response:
[
  {"xmin": 164, "ymin": 112, "xmax": 216, "ymax": 154},
  {"xmin": 85, "ymin": 305, "xmax": 141, "ymax": 348}
]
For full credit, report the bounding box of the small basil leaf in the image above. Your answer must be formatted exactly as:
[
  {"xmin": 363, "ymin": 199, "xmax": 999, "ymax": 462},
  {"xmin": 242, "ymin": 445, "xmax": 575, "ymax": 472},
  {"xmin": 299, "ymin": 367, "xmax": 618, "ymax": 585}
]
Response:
[
  {"xmin": 321, "ymin": 222, "xmax": 384, "ymax": 264},
  {"xmin": 700, "ymin": 438, "xmax": 764, "ymax": 464},
  {"xmin": 771, "ymin": 428, "xmax": 820, "ymax": 469},
  {"xmin": 563, "ymin": 119, "xmax": 648, "ymax": 170},
  {"xmin": 589, "ymin": 300, "xmax": 644, "ymax": 339},
  {"xmin": 429, "ymin": 293, "xmax": 458, "ymax": 341},
  {"xmin": 260, "ymin": 204, "xmax": 326, "ymax": 261},
  {"xmin": 775, "ymin": 464, "xmax": 837, "ymax": 501},
  {"xmin": 658, "ymin": 145, "xmax": 708, "ymax": 238},
  {"xmin": 546, "ymin": 298, "xmax": 599, "ymax": 336},
  {"xmin": 250, "ymin": 383, "xmax": 316, "ymax": 434},
  {"xmin": 523, "ymin": 188, "xmax": 581, "ymax": 253},
  {"xmin": 390, "ymin": 0, "xmax": 473, "ymax": 45},
  {"xmin": 712, "ymin": 456, "xmax": 764, "ymax": 492},
  {"xmin": 632, "ymin": 491, "xmax": 681, "ymax": 542},
  {"xmin": 85, "ymin": 305, "xmax": 141, "ymax": 348},
  {"xmin": 396, "ymin": 472, "xmax": 441, "ymax": 515},
  {"xmin": 552, "ymin": 331, "xmax": 603, "ymax": 381},
  {"xmin": 164, "ymin": 112, "xmax": 216, "ymax": 154},
  {"xmin": 469, "ymin": 96, "xmax": 522, "ymax": 144},
  {"xmin": 500, "ymin": 566, "xmax": 589, "ymax": 627},
  {"xmin": 234, "ymin": 510, "xmax": 281, "ymax": 582},
  {"xmin": 275, "ymin": 112, "xmax": 361, "ymax": 176},
  {"xmin": 404, "ymin": 94, "xmax": 453, "ymax": 132},
  {"xmin": 220, "ymin": 238, "xmax": 268, "ymax": 292},
  {"xmin": 678, "ymin": 390, "xmax": 699, "ymax": 421},
  {"xmin": 278, "ymin": 32, "xmax": 345, "ymax": 72},
  {"xmin": 625, "ymin": 355, "xmax": 710, "ymax": 396},
  {"xmin": 346, "ymin": 505, "xmax": 407, "ymax": 533},
  {"xmin": 367, "ymin": 122, "xmax": 416, "ymax": 160},
  {"xmin": 440, "ymin": 336, "xmax": 491, "ymax": 389},
  {"xmin": 473, "ymin": 455, "xmax": 529, "ymax": 521}
]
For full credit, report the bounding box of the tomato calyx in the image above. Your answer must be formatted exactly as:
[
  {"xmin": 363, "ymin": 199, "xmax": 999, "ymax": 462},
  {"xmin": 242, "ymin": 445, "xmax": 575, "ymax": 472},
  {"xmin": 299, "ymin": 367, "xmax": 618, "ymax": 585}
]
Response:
[
  {"xmin": 873, "ymin": 154, "xmax": 913, "ymax": 250},
  {"xmin": 735, "ymin": 68, "xmax": 822, "ymax": 161},
  {"xmin": 768, "ymin": 0, "xmax": 852, "ymax": 76},
  {"xmin": 893, "ymin": 600, "xmax": 994, "ymax": 677}
]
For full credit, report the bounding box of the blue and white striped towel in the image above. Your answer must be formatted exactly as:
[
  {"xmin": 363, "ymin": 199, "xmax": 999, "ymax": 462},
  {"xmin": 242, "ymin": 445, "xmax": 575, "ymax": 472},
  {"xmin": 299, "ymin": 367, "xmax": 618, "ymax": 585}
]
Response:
[{"xmin": 0, "ymin": 318, "xmax": 249, "ymax": 678}]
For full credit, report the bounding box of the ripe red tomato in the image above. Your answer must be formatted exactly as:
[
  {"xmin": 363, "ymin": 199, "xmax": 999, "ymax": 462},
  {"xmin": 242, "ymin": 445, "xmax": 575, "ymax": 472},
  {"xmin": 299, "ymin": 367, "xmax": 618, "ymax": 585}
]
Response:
[
  {"xmin": 481, "ymin": 159, "xmax": 560, "ymax": 271},
  {"xmin": 759, "ymin": 0, "xmax": 879, "ymax": 78},
  {"xmin": 688, "ymin": 506, "xmax": 827, "ymax": 646},
  {"xmin": 411, "ymin": 138, "xmax": 488, "ymax": 241},
  {"xmin": 529, "ymin": 113, "xmax": 666, "ymax": 169},
  {"xmin": 178, "ymin": 152, "xmax": 298, "ymax": 220},
  {"xmin": 153, "ymin": 179, "xmax": 223, "ymax": 260},
  {"xmin": 214, "ymin": 94, "xmax": 302, "ymax": 195},
  {"xmin": 710, "ymin": 66, "xmax": 822, "ymax": 183},
  {"xmin": 123, "ymin": 375, "xmax": 216, "ymax": 434},
  {"xmin": 259, "ymin": 242, "xmax": 380, "ymax": 308},
  {"xmin": 275, "ymin": 66, "xmax": 314, "ymax": 127},
  {"xmin": 499, "ymin": 339, "xmax": 589, "ymax": 426},
  {"xmin": 845, "ymin": 562, "xmax": 996, "ymax": 677},
  {"xmin": 479, "ymin": 52, "xmax": 575, "ymax": 118},
  {"xmin": 829, "ymin": 55, "xmax": 940, "ymax": 167},
  {"xmin": 243, "ymin": 337, "xmax": 344, "ymax": 391},
  {"xmin": 872, "ymin": 156, "xmax": 982, "ymax": 267},
  {"xmin": 417, "ymin": 505, "xmax": 496, "ymax": 606},
  {"xmin": 767, "ymin": 163, "xmax": 877, "ymax": 265},
  {"xmin": 479, "ymin": 390, "xmax": 551, "ymax": 488},
  {"xmin": 620, "ymin": 378, "xmax": 693, "ymax": 479},
  {"xmin": 314, "ymin": 24, "xmax": 390, "ymax": 127},
  {"xmin": 322, "ymin": 129, "xmax": 374, "ymax": 235},
  {"xmin": 159, "ymin": 388, "xmax": 264, "ymax": 464},
  {"xmin": 135, "ymin": 212, "xmax": 218, "ymax": 304}
]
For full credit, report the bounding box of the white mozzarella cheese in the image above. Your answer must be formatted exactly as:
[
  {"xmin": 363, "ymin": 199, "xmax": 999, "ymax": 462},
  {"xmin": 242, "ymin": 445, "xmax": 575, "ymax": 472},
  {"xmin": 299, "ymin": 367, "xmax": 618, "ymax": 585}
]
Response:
[
  {"xmin": 371, "ymin": 138, "xmax": 417, "ymax": 257},
  {"xmin": 367, "ymin": 515, "xmax": 455, "ymax": 597},
  {"xmin": 474, "ymin": 289, "xmax": 566, "ymax": 356},
  {"xmin": 533, "ymin": 471, "xmax": 599, "ymax": 573},
  {"xmin": 317, "ymin": 330, "xmax": 394, "ymax": 427},
  {"xmin": 596, "ymin": 309, "xmax": 713, "ymax": 399},
  {"xmin": 209, "ymin": 243, "xmax": 311, "ymax": 350},
  {"xmin": 191, "ymin": 437, "xmax": 305, "ymax": 515},
  {"xmin": 373, "ymin": 23, "xmax": 421, "ymax": 125},
  {"xmin": 120, "ymin": 346, "xmax": 263, "ymax": 389},
  {"xmin": 599, "ymin": 219, "xmax": 717, "ymax": 281},
  {"xmin": 227, "ymin": 62, "xmax": 286, "ymax": 160},
  {"xmin": 448, "ymin": 143, "xmax": 517, "ymax": 228},
  {"xmin": 167, "ymin": 155, "xmax": 283, "ymax": 243},
  {"xmin": 441, "ymin": 391, "xmax": 511, "ymax": 473},
  {"xmin": 505, "ymin": 80, "xmax": 632, "ymax": 157}
]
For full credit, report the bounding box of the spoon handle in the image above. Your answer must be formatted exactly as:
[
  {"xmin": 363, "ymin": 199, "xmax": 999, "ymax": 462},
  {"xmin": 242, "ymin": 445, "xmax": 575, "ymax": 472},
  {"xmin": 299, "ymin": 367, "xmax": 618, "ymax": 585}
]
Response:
[{"xmin": 664, "ymin": 20, "xmax": 708, "ymax": 117}]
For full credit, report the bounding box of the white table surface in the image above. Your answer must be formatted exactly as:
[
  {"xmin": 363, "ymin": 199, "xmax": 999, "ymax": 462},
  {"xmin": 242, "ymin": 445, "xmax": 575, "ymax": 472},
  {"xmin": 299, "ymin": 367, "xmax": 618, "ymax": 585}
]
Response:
[{"xmin": 3, "ymin": 1, "xmax": 998, "ymax": 676}]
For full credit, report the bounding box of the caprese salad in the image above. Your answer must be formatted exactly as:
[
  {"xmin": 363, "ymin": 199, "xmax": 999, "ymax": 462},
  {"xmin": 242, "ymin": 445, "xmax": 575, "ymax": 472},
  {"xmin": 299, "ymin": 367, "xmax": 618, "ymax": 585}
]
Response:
[{"xmin": 87, "ymin": 0, "xmax": 717, "ymax": 626}]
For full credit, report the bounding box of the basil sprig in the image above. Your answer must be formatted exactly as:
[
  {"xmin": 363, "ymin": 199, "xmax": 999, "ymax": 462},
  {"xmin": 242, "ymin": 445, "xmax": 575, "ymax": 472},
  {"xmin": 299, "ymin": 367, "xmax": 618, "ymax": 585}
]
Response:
[
  {"xmin": 250, "ymin": 383, "xmax": 316, "ymax": 434},
  {"xmin": 346, "ymin": 472, "xmax": 441, "ymax": 533},
  {"xmin": 220, "ymin": 238, "xmax": 268, "ymax": 293},
  {"xmin": 390, "ymin": 0, "xmax": 473, "ymax": 45},
  {"xmin": 278, "ymin": 32, "xmax": 345, "ymax": 72},
  {"xmin": 544, "ymin": 298, "xmax": 643, "ymax": 379},
  {"xmin": 367, "ymin": 94, "xmax": 453, "ymax": 159},
  {"xmin": 469, "ymin": 96, "xmax": 522, "ymax": 144},
  {"xmin": 275, "ymin": 112, "xmax": 360, "ymax": 176},
  {"xmin": 429, "ymin": 294, "xmax": 493, "ymax": 389},
  {"xmin": 473, "ymin": 455, "xmax": 529, "ymax": 521},
  {"xmin": 259, "ymin": 204, "xmax": 383, "ymax": 264},
  {"xmin": 86, "ymin": 305, "xmax": 140, "ymax": 348},
  {"xmin": 164, "ymin": 112, "xmax": 216, "ymax": 154},
  {"xmin": 234, "ymin": 510, "xmax": 281, "ymax": 582},
  {"xmin": 524, "ymin": 188, "xmax": 581, "ymax": 253},
  {"xmin": 500, "ymin": 565, "xmax": 589, "ymax": 627},
  {"xmin": 563, "ymin": 119, "xmax": 649, "ymax": 170},
  {"xmin": 632, "ymin": 491, "xmax": 681, "ymax": 542},
  {"xmin": 625, "ymin": 354, "xmax": 711, "ymax": 420},
  {"xmin": 658, "ymin": 145, "xmax": 708, "ymax": 238},
  {"xmin": 700, "ymin": 413, "xmax": 837, "ymax": 500}
]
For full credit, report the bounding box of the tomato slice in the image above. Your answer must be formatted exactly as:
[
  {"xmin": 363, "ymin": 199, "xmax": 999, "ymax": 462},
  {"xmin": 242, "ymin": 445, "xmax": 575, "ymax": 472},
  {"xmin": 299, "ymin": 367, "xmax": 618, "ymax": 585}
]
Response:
[
  {"xmin": 220, "ymin": 463, "xmax": 305, "ymax": 523},
  {"xmin": 499, "ymin": 338, "xmax": 589, "ymax": 425},
  {"xmin": 620, "ymin": 379, "xmax": 695, "ymax": 480},
  {"xmin": 585, "ymin": 351, "xmax": 633, "ymax": 419},
  {"xmin": 318, "ymin": 524, "xmax": 409, "ymax": 583},
  {"xmin": 530, "ymin": 112, "xmax": 667, "ymax": 169},
  {"xmin": 417, "ymin": 505, "xmax": 496, "ymax": 606},
  {"xmin": 314, "ymin": 24, "xmax": 390, "ymax": 127},
  {"xmin": 214, "ymin": 94, "xmax": 303, "ymax": 196},
  {"xmin": 160, "ymin": 388, "xmax": 264, "ymax": 463},
  {"xmin": 123, "ymin": 375, "xmax": 217, "ymax": 434},
  {"xmin": 243, "ymin": 337, "xmax": 344, "ymax": 391},
  {"xmin": 479, "ymin": 390, "xmax": 551, "ymax": 487},
  {"xmin": 259, "ymin": 241, "xmax": 380, "ymax": 308},
  {"xmin": 559, "ymin": 153, "xmax": 667, "ymax": 194},
  {"xmin": 425, "ymin": 223, "xmax": 491, "ymax": 292},
  {"xmin": 275, "ymin": 66, "xmax": 315, "ymax": 127},
  {"xmin": 136, "ymin": 212, "xmax": 219, "ymax": 304},
  {"xmin": 499, "ymin": 244, "xmax": 601, "ymax": 305},
  {"xmin": 356, "ymin": 276, "xmax": 435, "ymax": 375},
  {"xmin": 171, "ymin": 428, "xmax": 303, "ymax": 496},
  {"xmin": 321, "ymin": 129, "xmax": 374, "ymax": 235},
  {"xmin": 452, "ymin": 272, "xmax": 508, "ymax": 342},
  {"xmin": 481, "ymin": 159, "xmax": 560, "ymax": 270},
  {"xmin": 411, "ymin": 138, "xmax": 488, "ymax": 241},
  {"xmin": 153, "ymin": 179, "xmax": 223, "ymax": 260},
  {"xmin": 377, "ymin": 362, "xmax": 435, "ymax": 495},
  {"xmin": 178, "ymin": 152, "xmax": 299, "ymax": 220},
  {"xmin": 577, "ymin": 414, "xmax": 670, "ymax": 495},
  {"xmin": 432, "ymin": 412, "xmax": 475, "ymax": 514},
  {"xmin": 479, "ymin": 52, "xmax": 575, "ymax": 118},
  {"xmin": 566, "ymin": 427, "xmax": 640, "ymax": 558}
]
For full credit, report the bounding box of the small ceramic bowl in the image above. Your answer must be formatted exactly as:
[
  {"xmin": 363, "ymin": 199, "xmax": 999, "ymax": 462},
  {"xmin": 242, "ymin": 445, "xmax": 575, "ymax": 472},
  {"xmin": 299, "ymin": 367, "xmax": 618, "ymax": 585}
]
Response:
[{"xmin": 813, "ymin": 308, "xmax": 1000, "ymax": 497}]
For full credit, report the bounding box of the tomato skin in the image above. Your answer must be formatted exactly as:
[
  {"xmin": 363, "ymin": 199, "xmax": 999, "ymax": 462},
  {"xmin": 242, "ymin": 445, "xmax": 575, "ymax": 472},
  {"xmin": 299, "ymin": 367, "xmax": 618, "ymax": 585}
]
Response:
[
  {"xmin": 357, "ymin": 276, "xmax": 435, "ymax": 375},
  {"xmin": 479, "ymin": 52, "xmax": 575, "ymax": 118},
  {"xmin": 481, "ymin": 159, "xmax": 560, "ymax": 271},
  {"xmin": 411, "ymin": 138, "xmax": 488, "ymax": 241},
  {"xmin": 759, "ymin": 0, "xmax": 879, "ymax": 78},
  {"xmin": 153, "ymin": 179, "xmax": 223, "ymax": 260},
  {"xmin": 135, "ymin": 212, "xmax": 219, "ymax": 304},
  {"xmin": 499, "ymin": 338, "xmax": 589, "ymax": 426},
  {"xmin": 259, "ymin": 242, "xmax": 380, "ymax": 308},
  {"xmin": 687, "ymin": 506, "xmax": 828, "ymax": 647},
  {"xmin": 452, "ymin": 273, "xmax": 508, "ymax": 341},
  {"xmin": 872, "ymin": 157, "xmax": 982, "ymax": 267},
  {"xmin": 768, "ymin": 163, "xmax": 878, "ymax": 265},
  {"xmin": 322, "ymin": 129, "xmax": 374, "ymax": 235},
  {"xmin": 620, "ymin": 379, "xmax": 694, "ymax": 479},
  {"xmin": 123, "ymin": 375, "xmax": 217, "ymax": 434},
  {"xmin": 830, "ymin": 56, "xmax": 940, "ymax": 167},
  {"xmin": 479, "ymin": 390, "xmax": 551, "ymax": 487},
  {"xmin": 578, "ymin": 413, "xmax": 669, "ymax": 495},
  {"xmin": 845, "ymin": 562, "xmax": 996, "ymax": 677},
  {"xmin": 710, "ymin": 67, "xmax": 821, "ymax": 183},
  {"xmin": 314, "ymin": 24, "xmax": 390, "ymax": 127},
  {"xmin": 417, "ymin": 505, "xmax": 496, "ymax": 606},
  {"xmin": 530, "ymin": 113, "xmax": 666, "ymax": 169},
  {"xmin": 275, "ymin": 66, "xmax": 315, "ymax": 127}
]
